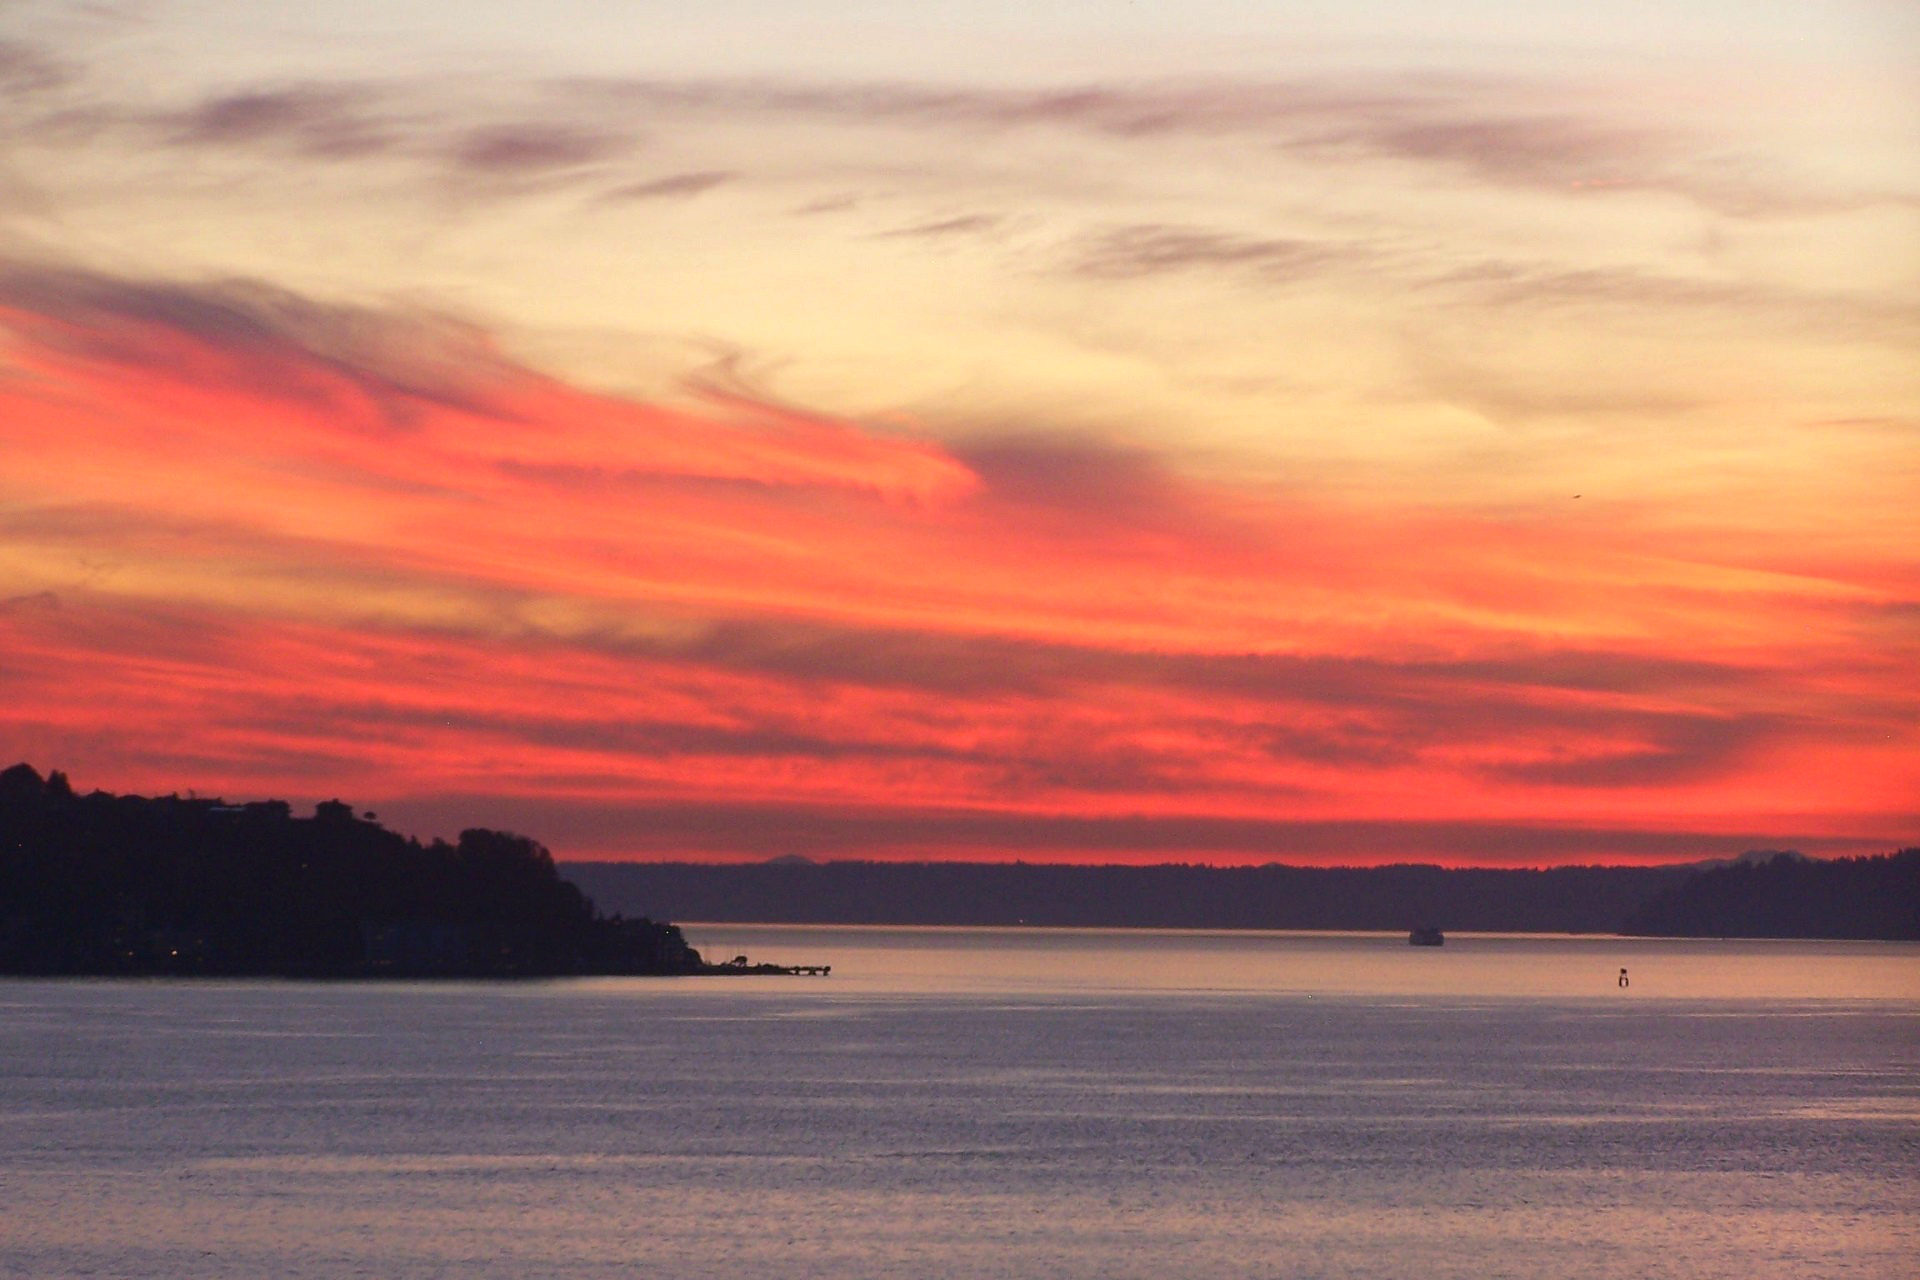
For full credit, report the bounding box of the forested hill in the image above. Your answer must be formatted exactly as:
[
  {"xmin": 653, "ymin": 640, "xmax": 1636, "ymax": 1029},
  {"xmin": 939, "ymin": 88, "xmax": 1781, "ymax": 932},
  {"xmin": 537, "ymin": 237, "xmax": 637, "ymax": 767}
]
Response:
[
  {"xmin": 0, "ymin": 764, "xmax": 702, "ymax": 976},
  {"xmin": 1623, "ymin": 849, "xmax": 1920, "ymax": 940}
]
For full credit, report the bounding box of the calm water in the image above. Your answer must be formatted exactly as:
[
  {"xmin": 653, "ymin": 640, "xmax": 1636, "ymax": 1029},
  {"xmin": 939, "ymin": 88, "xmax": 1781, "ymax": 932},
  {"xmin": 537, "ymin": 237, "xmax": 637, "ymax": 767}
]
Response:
[{"xmin": 2, "ymin": 929, "xmax": 1915, "ymax": 1279}]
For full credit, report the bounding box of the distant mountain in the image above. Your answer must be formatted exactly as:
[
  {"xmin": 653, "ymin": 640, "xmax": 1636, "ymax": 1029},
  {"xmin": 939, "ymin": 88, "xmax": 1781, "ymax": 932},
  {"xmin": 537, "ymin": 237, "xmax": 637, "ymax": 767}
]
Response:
[
  {"xmin": 1623, "ymin": 848, "xmax": 1919, "ymax": 940},
  {"xmin": 1657, "ymin": 848, "xmax": 1813, "ymax": 872},
  {"xmin": 0, "ymin": 763, "xmax": 703, "ymax": 976},
  {"xmin": 1733, "ymin": 849, "xmax": 1810, "ymax": 864}
]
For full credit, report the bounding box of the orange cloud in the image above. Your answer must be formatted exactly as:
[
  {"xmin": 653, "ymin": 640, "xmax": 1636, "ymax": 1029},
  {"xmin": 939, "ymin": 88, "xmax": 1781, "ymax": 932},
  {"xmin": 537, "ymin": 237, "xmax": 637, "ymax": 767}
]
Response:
[{"xmin": 1, "ymin": 265, "xmax": 1914, "ymax": 864}]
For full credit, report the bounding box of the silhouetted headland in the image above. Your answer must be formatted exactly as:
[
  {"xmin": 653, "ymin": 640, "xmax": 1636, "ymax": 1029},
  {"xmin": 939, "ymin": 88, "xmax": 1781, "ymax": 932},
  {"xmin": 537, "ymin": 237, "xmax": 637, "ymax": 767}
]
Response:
[{"xmin": 0, "ymin": 764, "xmax": 807, "ymax": 978}]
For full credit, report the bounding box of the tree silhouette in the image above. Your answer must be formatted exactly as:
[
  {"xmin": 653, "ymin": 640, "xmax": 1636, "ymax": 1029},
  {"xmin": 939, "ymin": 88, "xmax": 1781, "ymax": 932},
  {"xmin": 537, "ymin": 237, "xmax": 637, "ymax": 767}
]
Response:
[{"xmin": 0, "ymin": 764, "xmax": 706, "ymax": 976}]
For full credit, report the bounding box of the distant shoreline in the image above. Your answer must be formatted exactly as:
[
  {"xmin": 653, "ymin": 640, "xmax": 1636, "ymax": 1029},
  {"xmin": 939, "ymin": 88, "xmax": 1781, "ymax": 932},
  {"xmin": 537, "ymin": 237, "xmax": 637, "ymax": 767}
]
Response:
[
  {"xmin": 567, "ymin": 852, "xmax": 1920, "ymax": 941},
  {"xmin": 681, "ymin": 920, "xmax": 1920, "ymax": 942},
  {"xmin": 5, "ymin": 763, "xmax": 1911, "ymax": 975}
]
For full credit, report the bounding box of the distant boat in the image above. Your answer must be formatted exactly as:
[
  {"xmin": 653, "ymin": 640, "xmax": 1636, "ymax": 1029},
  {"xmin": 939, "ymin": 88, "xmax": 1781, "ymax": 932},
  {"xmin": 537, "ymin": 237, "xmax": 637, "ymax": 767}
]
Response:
[{"xmin": 1408, "ymin": 927, "xmax": 1445, "ymax": 947}]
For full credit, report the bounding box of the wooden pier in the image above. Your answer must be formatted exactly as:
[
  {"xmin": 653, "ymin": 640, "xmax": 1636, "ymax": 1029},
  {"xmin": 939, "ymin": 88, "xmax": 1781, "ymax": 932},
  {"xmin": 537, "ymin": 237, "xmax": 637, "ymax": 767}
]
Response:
[{"xmin": 707, "ymin": 955, "xmax": 831, "ymax": 976}]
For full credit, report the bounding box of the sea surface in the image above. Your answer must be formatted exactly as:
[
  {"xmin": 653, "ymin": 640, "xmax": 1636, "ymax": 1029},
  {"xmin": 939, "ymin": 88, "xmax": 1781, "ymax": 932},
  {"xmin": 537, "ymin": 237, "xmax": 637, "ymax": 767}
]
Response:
[{"xmin": 2, "ymin": 928, "xmax": 1916, "ymax": 1279}]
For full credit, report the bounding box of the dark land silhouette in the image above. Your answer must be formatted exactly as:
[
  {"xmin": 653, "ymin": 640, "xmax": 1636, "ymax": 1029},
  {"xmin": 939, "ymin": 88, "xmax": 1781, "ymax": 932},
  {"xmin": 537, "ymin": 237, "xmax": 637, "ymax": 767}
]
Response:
[
  {"xmin": 565, "ymin": 848, "xmax": 1920, "ymax": 939},
  {"xmin": 0, "ymin": 764, "xmax": 704, "ymax": 977},
  {"xmin": 5, "ymin": 764, "xmax": 1911, "ymax": 972},
  {"xmin": 1623, "ymin": 849, "xmax": 1920, "ymax": 940}
]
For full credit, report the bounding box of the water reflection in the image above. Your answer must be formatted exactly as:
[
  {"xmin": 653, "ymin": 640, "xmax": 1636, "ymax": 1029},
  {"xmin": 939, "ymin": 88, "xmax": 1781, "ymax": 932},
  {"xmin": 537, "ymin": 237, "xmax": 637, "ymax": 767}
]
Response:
[
  {"xmin": 2, "ymin": 932, "xmax": 1915, "ymax": 1280},
  {"xmin": 675, "ymin": 926, "xmax": 1920, "ymax": 1002}
]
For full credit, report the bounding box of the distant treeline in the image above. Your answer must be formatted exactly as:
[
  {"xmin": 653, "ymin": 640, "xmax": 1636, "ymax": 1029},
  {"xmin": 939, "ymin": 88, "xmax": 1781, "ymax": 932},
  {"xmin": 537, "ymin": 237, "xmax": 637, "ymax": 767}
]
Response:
[
  {"xmin": 565, "ymin": 859, "xmax": 1680, "ymax": 933},
  {"xmin": 7, "ymin": 762, "xmax": 1911, "ymax": 963},
  {"xmin": 1622, "ymin": 849, "xmax": 1919, "ymax": 940},
  {"xmin": 565, "ymin": 850, "xmax": 1920, "ymax": 940},
  {"xmin": 0, "ymin": 764, "xmax": 703, "ymax": 977}
]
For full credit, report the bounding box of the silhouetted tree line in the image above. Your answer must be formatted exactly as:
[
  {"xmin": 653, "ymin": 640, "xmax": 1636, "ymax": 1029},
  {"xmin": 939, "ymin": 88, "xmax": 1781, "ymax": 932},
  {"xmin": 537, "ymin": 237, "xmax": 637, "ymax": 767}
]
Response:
[
  {"xmin": 0, "ymin": 764, "xmax": 703, "ymax": 976},
  {"xmin": 566, "ymin": 858, "xmax": 1693, "ymax": 933},
  {"xmin": 1623, "ymin": 849, "xmax": 1920, "ymax": 940},
  {"xmin": 566, "ymin": 848, "xmax": 1919, "ymax": 939}
]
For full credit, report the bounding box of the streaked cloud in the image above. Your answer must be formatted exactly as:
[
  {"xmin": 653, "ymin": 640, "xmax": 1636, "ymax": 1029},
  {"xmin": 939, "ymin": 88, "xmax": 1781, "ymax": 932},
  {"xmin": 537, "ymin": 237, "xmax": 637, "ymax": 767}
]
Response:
[
  {"xmin": 875, "ymin": 213, "xmax": 1003, "ymax": 239},
  {"xmin": 163, "ymin": 87, "xmax": 394, "ymax": 157},
  {"xmin": 600, "ymin": 170, "xmax": 736, "ymax": 201},
  {"xmin": 445, "ymin": 122, "xmax": 628, "ymax": 175},
  {"xmin": 1, "ymin": 263, "xmax": 1913, "ymax": 861},
  {"xmin": 0, "ymin": 39, "xmax": 74, "ymax": 96},
  {"xmin": 1068, "ymin": 224, "xmax": 1347, "ymax": 281},
  {"xmin": 0, "ymin": 3, "xmax": 1913, "ymax": 864}
]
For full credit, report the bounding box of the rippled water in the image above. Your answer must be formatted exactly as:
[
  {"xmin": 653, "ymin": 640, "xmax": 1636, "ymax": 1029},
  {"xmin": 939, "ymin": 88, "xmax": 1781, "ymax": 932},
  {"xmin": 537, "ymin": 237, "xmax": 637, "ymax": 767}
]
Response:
[{"xmin": 3, "ymin": 929, "xmax": 1916, "ymax": 1279}]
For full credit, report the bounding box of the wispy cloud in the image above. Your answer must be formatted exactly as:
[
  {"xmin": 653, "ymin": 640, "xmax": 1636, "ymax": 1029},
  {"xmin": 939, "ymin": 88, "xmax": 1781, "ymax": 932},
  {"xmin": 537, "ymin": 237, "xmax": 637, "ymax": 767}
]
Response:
[
  {"xmin": 1321, "ymin": 113, "xmax": 1661, "ymax": 190},
  {"xmin": 0, "ymin": 261, "xmax": 974, "ymax": 498},
  {"xmin": 445, "ymin": 122, "xmax": 627, "ymax": 175},
  {"xmin": 599, "ymin": 169, "xmax": 735, "ymax": 201},
  {"xmin": 875, "ymin": 213, "xmax": 1002, "ymax": 239},
  {"xmin": 552, "ymin": 74, "xmax": 1446, "ymax": 140},
  {"xmin": 14, "ymin": 59, "xmax": 1905, "ymax": 239},
  {"xmin": 163, "ymin": 86, "xmax": 394, "ymax": 157},
  {"xmin": 1068, "ymin": 223, "xmax": 1347, "ymax": 281},
  {"xmin": 0, "ymin": 39, "xmax": 75, "ymax": 96},
  {"xmin": 0, "ymin": 589, "xmax": 61, "ymax": 615},
  {"xmin": 2, "ymin": 262, "xmax": 1912, "ymax": 861},
  {"xmin": 0, "ymin": 262, "xmax": 511, "ymax": 426},
  {"xmin": 548, "ymin": 72, "xmax": 1884, "ymax": 215}
]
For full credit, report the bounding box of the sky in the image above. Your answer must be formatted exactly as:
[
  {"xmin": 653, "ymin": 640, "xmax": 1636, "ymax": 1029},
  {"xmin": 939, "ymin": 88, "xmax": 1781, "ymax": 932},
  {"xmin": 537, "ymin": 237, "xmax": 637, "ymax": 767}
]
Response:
[{"xmin": 0, "ymin": 1, "xmax": 1915, "ymax": 865}]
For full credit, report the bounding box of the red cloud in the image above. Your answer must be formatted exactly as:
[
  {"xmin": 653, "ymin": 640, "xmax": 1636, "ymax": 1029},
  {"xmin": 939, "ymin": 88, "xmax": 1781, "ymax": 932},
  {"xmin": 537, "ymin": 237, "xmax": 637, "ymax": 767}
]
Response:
[{"xmin": 1, "ymin": 265, "xmax": 1914, "ymax": 864}]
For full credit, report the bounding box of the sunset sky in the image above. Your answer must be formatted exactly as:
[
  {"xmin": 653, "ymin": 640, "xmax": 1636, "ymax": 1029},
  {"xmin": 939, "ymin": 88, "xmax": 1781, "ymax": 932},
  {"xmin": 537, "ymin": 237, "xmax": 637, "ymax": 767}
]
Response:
[{"xmin": 1, "ymin": 1, "xmax": 1915, "ymax": 864}]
